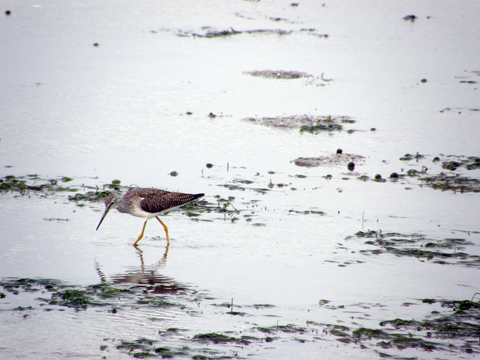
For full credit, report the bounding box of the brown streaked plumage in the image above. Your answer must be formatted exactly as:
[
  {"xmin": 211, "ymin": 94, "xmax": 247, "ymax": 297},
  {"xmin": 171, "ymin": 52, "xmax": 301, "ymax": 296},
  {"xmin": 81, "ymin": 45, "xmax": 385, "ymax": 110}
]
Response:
[{"xmin": 96, "ymin": 188, "xmax": 204, "ymax": 246}]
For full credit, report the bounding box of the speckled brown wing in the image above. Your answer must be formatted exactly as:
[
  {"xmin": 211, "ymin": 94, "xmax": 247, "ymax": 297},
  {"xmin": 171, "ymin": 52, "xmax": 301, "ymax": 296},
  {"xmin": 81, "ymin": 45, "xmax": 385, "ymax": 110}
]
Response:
[{"xmin": 140, "ymin": 190, "xmax": 204, "ymax": 214}]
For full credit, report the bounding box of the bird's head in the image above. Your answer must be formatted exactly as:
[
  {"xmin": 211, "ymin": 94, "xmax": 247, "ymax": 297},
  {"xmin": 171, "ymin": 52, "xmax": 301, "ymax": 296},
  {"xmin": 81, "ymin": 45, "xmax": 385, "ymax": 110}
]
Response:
[{"xmin": 96, "ymin": 193, "xmax": 120, "ymax": 231}]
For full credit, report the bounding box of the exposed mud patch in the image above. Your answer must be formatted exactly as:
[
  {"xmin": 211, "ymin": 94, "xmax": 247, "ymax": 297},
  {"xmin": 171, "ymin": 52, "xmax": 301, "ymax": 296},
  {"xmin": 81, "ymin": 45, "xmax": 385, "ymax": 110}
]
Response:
[
  {"xmin": 294, "ymin": 150, "xmax": 365, "ymax": 168},
  {"xmin": 243, "ymin": 70, "xmax": 331, "ymax": 86},
  {"xmin": 242, "ymin": 115, "xmax": 356, "ymax": 133},
  {"xmin": 243, "ymin": 70, "xmax": 311, "ymax": 79}
]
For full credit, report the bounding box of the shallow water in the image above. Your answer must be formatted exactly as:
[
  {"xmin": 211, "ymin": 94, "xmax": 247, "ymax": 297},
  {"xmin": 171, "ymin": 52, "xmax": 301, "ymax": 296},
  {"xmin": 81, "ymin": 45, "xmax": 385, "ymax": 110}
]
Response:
[{"xmin": 1, "ymin": 1, "xmax": 480, "ymax": 359}]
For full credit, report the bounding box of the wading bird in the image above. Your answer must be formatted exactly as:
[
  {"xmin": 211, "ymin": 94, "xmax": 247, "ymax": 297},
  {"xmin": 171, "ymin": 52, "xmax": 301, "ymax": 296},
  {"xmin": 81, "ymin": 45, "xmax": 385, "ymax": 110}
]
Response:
[{"xmin": 96, "ymin": 188, "xmax": 204, "ymax": 246}]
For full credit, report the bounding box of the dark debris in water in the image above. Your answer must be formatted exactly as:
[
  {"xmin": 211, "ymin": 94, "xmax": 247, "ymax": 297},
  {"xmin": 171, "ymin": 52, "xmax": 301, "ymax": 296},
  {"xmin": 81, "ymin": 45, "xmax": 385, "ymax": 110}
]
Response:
[{"xmin": 347, "ymin": 230, "xmax": 480, "ymax": 268}]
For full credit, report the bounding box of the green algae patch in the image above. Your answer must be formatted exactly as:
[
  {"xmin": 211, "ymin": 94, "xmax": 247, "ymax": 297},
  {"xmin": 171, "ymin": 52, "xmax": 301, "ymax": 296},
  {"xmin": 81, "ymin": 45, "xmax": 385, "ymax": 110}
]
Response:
[
  {"xmin": 118, "ymin": 340, "xmax": 187, "ymax": 358},
  {"xmin": 0, "ymin": 174, "xmax": 124, "ymax": 202},
  {"xmin": 300, "ymin": 123, "xmax": 342, "ymax": 133},
  {"xmin": 397, "ymin": 153, "xmax": 480, "ymax": 193},
  {"xmin": 347, "ymin": 230, "xmax": 480, "ymax": 268},
  {"xmin": 192, "ymin": 333, "xmax": 259, "ymax": 345},
  {"xmin": 0, "ymin": 175, "xmax": 78, "ymax": 195},
  {"xmin": 255, "ymin": 324, "xmax": 307, "ymax": 334},
  {"xmin": 421, "ymin": 173, "xmax": 480, "ymax": 193},
  {"xmin": 399, "ymin": 152, "xmax": 425, "ymax": 162},
  {"xmin": 306, "ymin": 298, "xmax": 480, "ymax": 355},
  {"xmin": 0, "ymin": 278, "xmax": 191, "ymax": 312}
]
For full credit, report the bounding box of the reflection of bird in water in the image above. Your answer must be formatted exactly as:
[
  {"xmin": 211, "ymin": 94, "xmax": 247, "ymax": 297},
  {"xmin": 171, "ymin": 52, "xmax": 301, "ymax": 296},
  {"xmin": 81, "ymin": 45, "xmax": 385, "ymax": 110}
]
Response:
[
  {"xmin": 96, "ymin": 188, "xmax": 204, "ymax": 246},
  {"xmin": 134, "ymin": 245, "xmax": 169, "ymax": 275},
  {"xmin": 94, "ymin": 246, "xmax": 189, "ymax": 294}
]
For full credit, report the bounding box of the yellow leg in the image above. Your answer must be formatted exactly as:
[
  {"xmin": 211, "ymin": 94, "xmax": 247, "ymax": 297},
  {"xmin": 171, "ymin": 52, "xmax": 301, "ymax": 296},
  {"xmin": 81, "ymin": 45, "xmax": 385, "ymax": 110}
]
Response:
[
  {"xmin": 156, "ymin": 217, "xmax": 170, "ymax": 246},
  {"xmin": 132, "ymin": 219, "xmax": 148, "ymax": 246}
]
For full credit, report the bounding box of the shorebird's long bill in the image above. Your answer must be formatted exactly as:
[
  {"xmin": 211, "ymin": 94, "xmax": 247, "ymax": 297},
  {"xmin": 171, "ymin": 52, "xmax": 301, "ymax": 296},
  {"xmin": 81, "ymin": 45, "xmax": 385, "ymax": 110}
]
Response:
[{"xmin": 96, "ymin": 205, "xmax": 112, "ymax": 231}]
